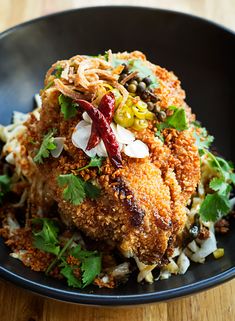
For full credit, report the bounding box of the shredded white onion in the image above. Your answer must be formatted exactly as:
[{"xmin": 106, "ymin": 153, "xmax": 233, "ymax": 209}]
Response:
[
  {"xmin": 123, "ymin": 140, "xmax": 149, "ymax": 158},
  {"xmin": 51, "ymin": 137, "xmax": 65, "ymax": 158}
]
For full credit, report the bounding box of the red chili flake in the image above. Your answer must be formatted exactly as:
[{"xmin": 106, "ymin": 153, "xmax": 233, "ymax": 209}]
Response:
[
  {"xmin": 86, "ymin": 92, "xmax": 115, "ymax": 150},
  {"xmin": 76, "ymin": 99, "xmax": 122, "ymax": 168}
]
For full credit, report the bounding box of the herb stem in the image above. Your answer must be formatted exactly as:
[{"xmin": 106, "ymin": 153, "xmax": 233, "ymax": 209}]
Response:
[
  {"xmin": 46, "ymin": 235, "xmax": 75, "ymax": 275},
  {"xmin": 207, "ymin": 150, "xmax": 225, "ymax": 179}
]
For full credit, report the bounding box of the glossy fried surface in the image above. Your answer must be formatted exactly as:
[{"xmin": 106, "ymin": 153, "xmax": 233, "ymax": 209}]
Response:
[{"xmin": 24, "ymin": 54, "xmax": 200, "ymax": 265}]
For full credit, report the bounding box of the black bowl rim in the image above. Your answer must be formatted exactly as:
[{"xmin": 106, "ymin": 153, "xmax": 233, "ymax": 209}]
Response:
[{"xmin": 0, "ymin": 5, "xmax": 234, "ymax": 306}]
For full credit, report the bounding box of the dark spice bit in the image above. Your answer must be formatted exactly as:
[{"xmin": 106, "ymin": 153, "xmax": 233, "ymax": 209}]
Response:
[
  {"xmin": 113, "ymin": 178, "xmax": 145, "ymax": 227},
  {"xmin": 181, "ymin": 213, "xmax": 201, "ymax": 248},
  {"xmin": 215, "ymin": 219, "xmax": 230, "ymax": 234},
  {"xmin": 137, "ymin": 82, "xmax": 146, "ymax": 94}
]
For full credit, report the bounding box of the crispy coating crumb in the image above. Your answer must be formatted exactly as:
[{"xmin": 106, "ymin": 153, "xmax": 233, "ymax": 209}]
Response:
[{"xmin": 22, "ymin": 52, "xmax": 200, "ymax": 265}]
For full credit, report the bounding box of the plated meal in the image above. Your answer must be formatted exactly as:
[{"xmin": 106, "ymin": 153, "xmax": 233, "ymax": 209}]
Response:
[{"xmin": 0, "ymin": 50, "xmax": 234, "ymax": 289}]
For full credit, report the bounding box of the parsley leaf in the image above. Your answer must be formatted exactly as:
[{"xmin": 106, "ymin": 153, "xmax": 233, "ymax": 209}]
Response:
[
  {"xmin": 33, "ymin": 130, "xmax": 56, "ymax": 164},
  {"xmin": 58, "ymin": 94, "xmax": 78, "ymax": 120},
  {"xmin": 0, "ymin": 175, "xmax": 11, "ymax": 203},
  {"xmin": 199, "ymin": 193, "xmax": 231, "ymax": 222},
  {"xmin": 57, "ymin": 174, "xmax": 86, "ymax": 206},
  {"xmin": 32, "ymin": 218, "xmax": 60, "ymax": 255},
  {"xmin": 77, "ymin": 156, "xmax": 103, "ymax": 172}
]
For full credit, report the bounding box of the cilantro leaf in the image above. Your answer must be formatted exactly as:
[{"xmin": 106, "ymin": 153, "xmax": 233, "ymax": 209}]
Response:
[
  {"xmin": 33, "ymin": 130, "xmax": 56, "ymax": 164},
  {"xmin": 208, "ymin": 153, "xmax": 234, "ymax": 181},
  {"xmin": 166, "ymin": 106, "xmax": 188, "ymax": 131},
  {"xmin": 57, "ymin": 174, "xmax": 86, "ymax": 205},
  {"xmin": 60, "ymin": 263, "xmax": 82, "ymax": 288},
  {"xmin": 84, "ymin": 181, "xmax": 101, "ymax": 199},
  {"xmin": 81, "ymin": 255, "xmax": 101, "ymax": 287},
  {"xmin": 199, "ymin": 192, "xmax": 231, "ymax": 222},
  {"xmin": 70, "ymin": 244, "xmax": 101, "ymax": 287},
  {"xmin": 57, "ymin": 173, "xmax": 101, "ymax": 205},
  {"xmin": 58, "ymin": 94, "xmax": 78, "ymax": 120},
  {"xmin": 209, "ymin": 177, "xmax": 230, "ymax": 195},
  {"xmin": 193, "ymin": 128, "xmax": 214, "ymax": 156},
  {"xmin": 0, "ymin": 175, "xmax": 11, "ymax": 203},
  {"xmin": 155, "ymin": 106, "xmax": 188, "ymax": 139},
  {"xmin": 77, "ymin": 156, "xmax": 104, "ymax": 172},
  {"xmin": 32, "ymin": 218, "xmax": 60, "ymax": 255}
]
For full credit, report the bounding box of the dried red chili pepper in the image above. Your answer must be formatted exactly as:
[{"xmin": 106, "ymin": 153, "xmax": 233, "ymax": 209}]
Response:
[
  {"xmin": 86, "ymin": 92, "xmax": 115, "ymax": 150},
  {"xmin": 76, "ymin": 99, "xmax": 122, "ymax": 168}
]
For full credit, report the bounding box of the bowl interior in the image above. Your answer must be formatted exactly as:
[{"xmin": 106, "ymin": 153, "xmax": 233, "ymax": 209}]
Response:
[{"xmin": 0, "ymin": 6, "xmax": 234, "ymax": 305}]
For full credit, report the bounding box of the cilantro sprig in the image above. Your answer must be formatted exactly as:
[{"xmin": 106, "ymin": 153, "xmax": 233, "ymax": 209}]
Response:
[
  {"xmin": 156, "ymin": 106, "xmax": 188, "ymax": 140},
  {"xmin": 32, "ymin": 218, "xmax": 60, "ymax": 255},
  {"xmin": 31, "ymin": 218, "xmax": 101, "ymax": 288},
  {"xmin": 33, "ymin": 130, "xmax": 56, "ymax": 164},
  {"xmin": 0, "ymin": 175, "xmax": 11, "ymax": 203},
  {"xmin": 58, "ymin": 94, "xmax": 78, "ymax": 120},
  {"xmin": 61, "ymin": 244, "xmax": 101, "ymax": 288},
  {"xmin": 193, "ymin": 123, "xmax": 235, "ymax": 222},
  {"xmin": 77, "ymin": 156, "xmax": 103, "ymax": 172},
  {"xmin": 57, "ymin": 173, "xmax": 100, "ymax": 206}
]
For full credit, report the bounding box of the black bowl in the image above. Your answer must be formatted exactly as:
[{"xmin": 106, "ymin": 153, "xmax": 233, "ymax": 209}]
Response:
[{"xmin": 0, "ymin": 6, "xmax": 234, "ymax": 305}]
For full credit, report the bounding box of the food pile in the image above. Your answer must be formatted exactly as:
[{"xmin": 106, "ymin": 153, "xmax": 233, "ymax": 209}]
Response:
[{"xmin": 0, "ymin": 51, "xmax": 234, "ymax": 288}]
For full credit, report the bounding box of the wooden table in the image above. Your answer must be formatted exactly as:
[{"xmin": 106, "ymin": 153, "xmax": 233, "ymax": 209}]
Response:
[{"xmin": 0, "ymin": 1, "xmax": 235, "ymax": 320}]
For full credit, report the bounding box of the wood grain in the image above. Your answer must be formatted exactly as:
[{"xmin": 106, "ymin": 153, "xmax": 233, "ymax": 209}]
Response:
[{"xmin": 0, "ymin": 1, "xmax": 235, "ymax": 320}]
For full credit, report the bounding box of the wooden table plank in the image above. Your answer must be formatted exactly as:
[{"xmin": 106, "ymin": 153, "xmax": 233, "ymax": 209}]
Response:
[{"xmin": 0, "ymin": 1, "xmax": 235, "ymax": 320}]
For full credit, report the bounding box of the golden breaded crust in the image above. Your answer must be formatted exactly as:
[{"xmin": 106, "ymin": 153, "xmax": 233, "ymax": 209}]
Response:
[{"xmin": 23, "ymin": 53, "xmax": 200, "ymax": 265}]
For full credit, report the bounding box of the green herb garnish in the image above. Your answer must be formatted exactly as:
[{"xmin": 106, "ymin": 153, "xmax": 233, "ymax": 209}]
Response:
[
  {"xmin": 57, "ymin": 173, "xmax": 100, "ymax": 206},
  {"xmin": 58, "ymin": 94, "xmax": 78, "ymax": 120},
  {"xmin": 0, "ymin": 175, "xmax": 11, "ymax": 203},
  {"xmin": 197, "ymin": 141, "xmax": 234, "ymax": 222},
  {"xmin": 193, "ymin": 126, "xmax": 214, "ymax": 156},
  {"xmin": 33, "ymin": 130, "xmax": 56, "ymax": 164},
  {"xmin": 77, "ymin": 156, "xmax": 103, "ymax": 172},
  {"xmin": 155, "ymin": 106, "xmax": 188, "ymax": 140},
  {"xmin": 44, "ymin": 65, "xmax": 63, "ymax": 90},
  {"xmin": 69, "ymin": 244, "xmax": 101, "ymax": 288},
  {"xmin": 128, "ymin": 59, "xmax": 159, "ymax": 89},
  {"xmin": 32, "ymin": 218, "xmax": 60, "ymax": 255}
]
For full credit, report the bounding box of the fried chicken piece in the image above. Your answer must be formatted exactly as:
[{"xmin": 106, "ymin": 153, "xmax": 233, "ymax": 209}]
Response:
[{"xmin": 24, "ymin": 52, "xmax": 200, "ymax": 265}]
